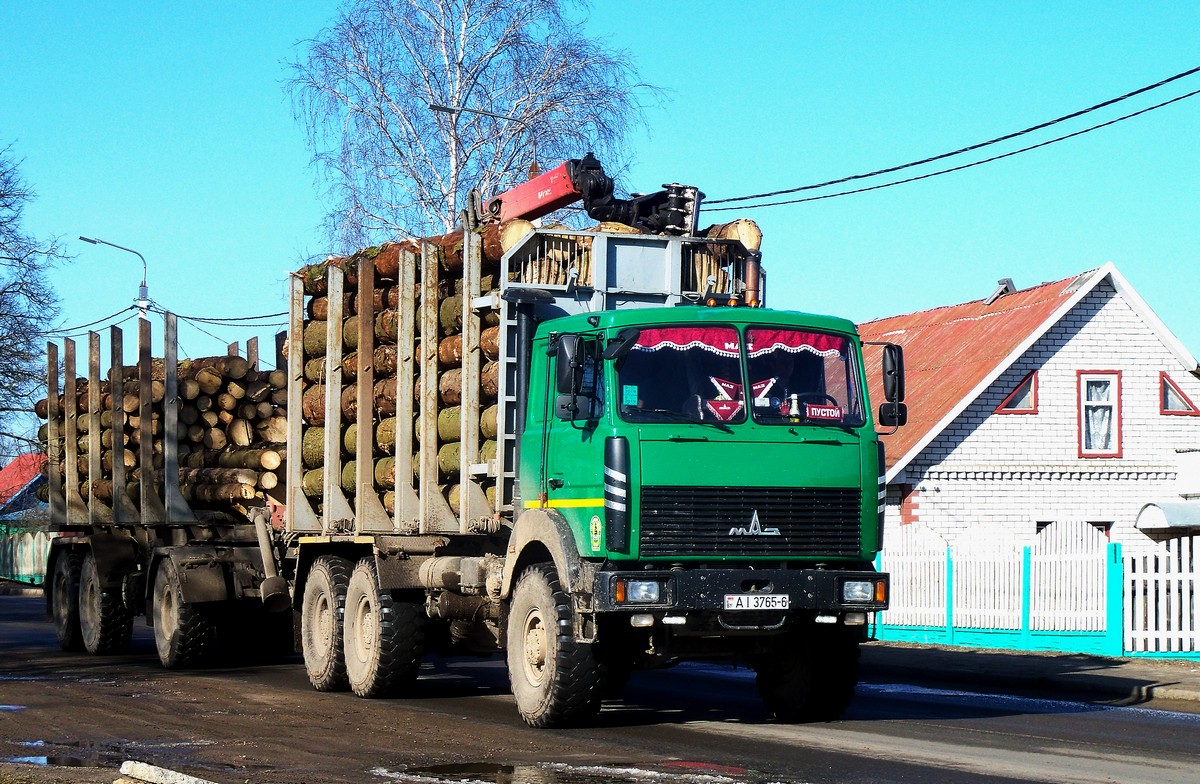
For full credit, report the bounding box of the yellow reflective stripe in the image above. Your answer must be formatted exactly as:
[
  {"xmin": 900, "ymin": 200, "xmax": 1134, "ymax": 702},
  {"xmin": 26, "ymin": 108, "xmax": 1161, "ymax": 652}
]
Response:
[{"xmin": 523, "ymin": 498, "xmax": 605, "ymax": 509}]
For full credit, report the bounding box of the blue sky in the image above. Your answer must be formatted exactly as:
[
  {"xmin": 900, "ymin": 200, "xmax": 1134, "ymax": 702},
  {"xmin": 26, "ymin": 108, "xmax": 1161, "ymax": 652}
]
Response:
[{"xmin": 2, "ymin": 2, "xmax": 1198, "ymax": 383}]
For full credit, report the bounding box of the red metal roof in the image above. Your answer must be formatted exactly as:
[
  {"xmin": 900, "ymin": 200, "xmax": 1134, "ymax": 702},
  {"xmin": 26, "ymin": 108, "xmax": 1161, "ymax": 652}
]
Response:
[
  {"xmin": 859, "ymin": 270, "xmax": 1094, "ymax": 473},
  {"xmin": 0, "ymin": 452, "xmax": 47, "ymax": 507}
]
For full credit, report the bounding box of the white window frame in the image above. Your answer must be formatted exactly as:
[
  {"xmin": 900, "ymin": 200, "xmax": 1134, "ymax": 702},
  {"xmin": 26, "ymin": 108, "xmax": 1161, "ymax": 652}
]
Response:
[{"xmin": 1077, "ymin": 370, "xmax": 1121, "ymax": 458}]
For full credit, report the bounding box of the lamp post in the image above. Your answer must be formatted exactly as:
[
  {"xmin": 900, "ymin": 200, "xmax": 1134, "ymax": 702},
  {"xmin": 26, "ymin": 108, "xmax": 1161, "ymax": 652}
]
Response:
[
  {"xmin": 78, "ymin": 236, "xmax": 151, "ymax": 319},
  {"xmin": 428, "ymin": 102, "xmax": 540, "ymax": 178}
]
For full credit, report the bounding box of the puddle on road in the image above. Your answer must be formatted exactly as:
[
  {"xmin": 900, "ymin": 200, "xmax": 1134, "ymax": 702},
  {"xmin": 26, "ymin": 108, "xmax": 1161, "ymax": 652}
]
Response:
[
  {"xmin": 0, "ymin": 705, "xmax": 25, "ymax": 711},
  {"xmin": 372, "ymin": 761, "xmax": 784, "ymax": 784},
  {"xmin": 4, "ymin": 754, "xmax": 123, "ymax": 768},
  {"xmin": 1, "ymin": 739, "xmax": 205, "ymax": 771},
  {"xmin": 3, "ymin": 740, "xmax": 125, "ymax": 769}
]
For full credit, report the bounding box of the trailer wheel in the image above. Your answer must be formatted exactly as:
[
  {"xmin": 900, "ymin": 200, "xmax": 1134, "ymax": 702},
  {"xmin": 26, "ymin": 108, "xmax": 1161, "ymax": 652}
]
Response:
[
  {"xmin": 506, "ymin": 564, "xmax": 603, "ymax": 727},
  {"xmin": 343, "ymin": 558, "xmax": 426, "ymax": 698},
  {"xmin": 152, "ymin": 558, "xmax": 216, "ymax": 668},
  {"xmin": 50, "ymin": 549, "xmax": 84, "ymax": 652},
  {"xmin": 301, "ymin": 555, "xmax": 352, "ymax": 691},
  {"xmin": 79, "ymin": 550, "xmax": 132, "ymax": 655},
  {"xmin": 755, "ymin": 633, "xmax": 860, "ymax": 723}
]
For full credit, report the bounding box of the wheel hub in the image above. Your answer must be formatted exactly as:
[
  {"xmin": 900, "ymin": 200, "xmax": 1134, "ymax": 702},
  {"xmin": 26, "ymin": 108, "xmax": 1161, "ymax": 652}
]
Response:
[{"xmin": 523, "ymin": 612, "xmax": 547, "ymax": 678}]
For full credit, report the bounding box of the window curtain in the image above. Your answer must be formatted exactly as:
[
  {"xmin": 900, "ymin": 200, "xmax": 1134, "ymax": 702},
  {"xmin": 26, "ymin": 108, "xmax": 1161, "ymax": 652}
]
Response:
[{"xmin": 1084, "ymin": 380, "xmax": 1111, "ymax": 451}]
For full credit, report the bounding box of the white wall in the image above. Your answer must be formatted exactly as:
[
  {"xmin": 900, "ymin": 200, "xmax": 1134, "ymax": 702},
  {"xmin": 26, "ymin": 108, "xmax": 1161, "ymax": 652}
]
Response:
[{"xmin": 890, "ymin": 279, "xmax": 1200, "ymax": 556}]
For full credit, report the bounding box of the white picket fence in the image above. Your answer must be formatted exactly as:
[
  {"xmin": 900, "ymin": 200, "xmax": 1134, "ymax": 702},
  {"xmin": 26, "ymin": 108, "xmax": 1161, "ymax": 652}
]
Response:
[
  {"xmin": 880, "ymin": 520, "xmax": 1108, "ymax": 632},
  {"xmin": 1125, "ymin": 535, "xmax": 1198, "ymax": 653},
  {"xmin": 953, "ymin": 538, "xmax": 1023, "ymax": 629},
  {"xmin": 1031, "ymin": 520, "xmax": 1108, "ymax": 631},
  {"xmin": 0, "ymin": 530, "xmax": 50, "ymax": 584},
  {"xmin": 878, "ymin": 523, "xmax": 947, "ymax": 626}
]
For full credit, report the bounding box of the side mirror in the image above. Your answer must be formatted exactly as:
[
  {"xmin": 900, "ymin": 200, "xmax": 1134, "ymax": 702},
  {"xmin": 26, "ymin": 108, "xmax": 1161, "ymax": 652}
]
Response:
[
  {"xmin": 878, "ymin": 402, "xmax": 908, "ymax": 427},
  {"xmin": 603, "ymin": 327, "xmax": 640, "ymax": 369},
  {"xmin": 555, "ymin": 334, "xmax": 586, "ymax": 395},
  {"xmin": 883, "ymin": 343, "xmax": 905, "ymax": 403}
]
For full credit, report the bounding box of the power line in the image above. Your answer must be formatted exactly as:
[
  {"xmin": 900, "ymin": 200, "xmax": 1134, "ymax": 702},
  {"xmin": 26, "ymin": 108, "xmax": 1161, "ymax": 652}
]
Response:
[
  {"xmin": 171, "ymin": 313, "xmax": 234, "ymax": 347},
  {"xmin": 39, "ymin": 306, "xmax": 136, "ymax": 336},
  {"xmin": 704, "ymin": 86, "xmax": 1200, "ymax": 213},
  {"xmin": 169, "ymin": 311, "xmax": 287, "ymax": 324},
  {"xmin": 705, "ymin": 63, "xmax": 1200, "ymax": 207},
  {"xmin": 50, "ymin": 311, "xmax": 139, "ymax": 340}
]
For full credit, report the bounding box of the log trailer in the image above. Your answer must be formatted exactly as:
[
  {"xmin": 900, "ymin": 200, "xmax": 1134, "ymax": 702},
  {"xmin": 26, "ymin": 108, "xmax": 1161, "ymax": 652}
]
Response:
[{"xmin": 39, "ymin": 157, "xmax": 907, "ymax": 727}]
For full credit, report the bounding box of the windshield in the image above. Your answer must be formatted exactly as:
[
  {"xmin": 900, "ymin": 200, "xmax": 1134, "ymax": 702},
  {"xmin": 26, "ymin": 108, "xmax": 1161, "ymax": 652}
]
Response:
[
  {"xmin": 746, "ymin": 327, "xmax": 864, "ymax": 426},
  {"xmin": 617, "ymin": 326, "xmax": 747, "ymax": 424}
]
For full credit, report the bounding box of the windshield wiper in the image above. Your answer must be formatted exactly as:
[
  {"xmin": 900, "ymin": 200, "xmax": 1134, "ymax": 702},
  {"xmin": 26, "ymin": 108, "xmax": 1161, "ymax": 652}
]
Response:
[{"xmin": 633, "ymin": 408, "xmax": 733, "ymax": 434}]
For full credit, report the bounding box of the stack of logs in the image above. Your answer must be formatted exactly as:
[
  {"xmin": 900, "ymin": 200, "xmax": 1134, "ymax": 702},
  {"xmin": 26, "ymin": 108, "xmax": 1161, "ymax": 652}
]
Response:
[
  {"xmin": 296, "ymin": 231, "xmax": 505, "ymax": 518},
  {"xmin": 36, "ymin": 354, "xmax": 289, "ymax": 517},
  {"xmin": 294, "ymin": 218, "xmax": 762, "ymax": 521}
]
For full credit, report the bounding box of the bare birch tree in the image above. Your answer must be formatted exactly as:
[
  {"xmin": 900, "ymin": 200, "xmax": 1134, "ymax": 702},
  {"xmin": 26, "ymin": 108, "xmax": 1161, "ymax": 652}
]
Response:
[
  {"xmin": 0, "ymin": 145, "xmax": 61, "ymax": 457},
  {"xmin": 288, "ymin": 0, "xmax": 655, "ymax": 248}
]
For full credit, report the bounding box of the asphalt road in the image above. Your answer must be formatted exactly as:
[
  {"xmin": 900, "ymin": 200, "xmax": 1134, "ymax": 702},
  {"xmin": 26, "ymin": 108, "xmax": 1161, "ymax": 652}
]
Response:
[{"xmin": 1, "ymin": 594, "xmax": 1197, "ymax": 784}]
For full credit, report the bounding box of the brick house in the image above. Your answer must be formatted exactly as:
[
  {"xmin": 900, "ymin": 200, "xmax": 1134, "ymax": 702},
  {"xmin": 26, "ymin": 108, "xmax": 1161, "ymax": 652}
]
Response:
[{"xmin": 859, "ymin": 262, "xmax": 1200, "ymax": 556}]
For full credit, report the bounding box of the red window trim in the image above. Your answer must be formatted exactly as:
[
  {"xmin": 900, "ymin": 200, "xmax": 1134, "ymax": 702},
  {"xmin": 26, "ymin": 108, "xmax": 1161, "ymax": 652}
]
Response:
[
  {"xmin": 1160, "ymin": 371, "xmax": 1200, "ymax": 416},
  {"xmin": 995, "ymin": 370, "xmax": 1038, "ymax": 414},
  {"xmin": 1077, "ymin": 370, "xmax": 1122, "ymax": 458}
]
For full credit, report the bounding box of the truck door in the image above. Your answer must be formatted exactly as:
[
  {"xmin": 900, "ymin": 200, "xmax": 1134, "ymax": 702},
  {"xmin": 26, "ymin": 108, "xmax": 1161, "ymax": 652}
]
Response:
[{"xmin": 542, "ymin": 334, "xmax": 608, "ymax": 556}]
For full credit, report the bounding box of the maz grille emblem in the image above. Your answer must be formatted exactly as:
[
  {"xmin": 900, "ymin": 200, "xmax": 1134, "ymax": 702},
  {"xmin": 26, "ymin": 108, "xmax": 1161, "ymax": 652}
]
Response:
[{"xmin": 728, "ymin": 509, "xmax": 780, "ymax": 536}]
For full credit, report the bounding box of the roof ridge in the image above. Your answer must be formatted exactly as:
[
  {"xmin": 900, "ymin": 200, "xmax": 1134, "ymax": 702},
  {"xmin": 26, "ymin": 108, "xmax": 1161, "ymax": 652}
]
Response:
[{"xmin": 859, "ymin": 268, "xmax": 1098, "ymax": 329}]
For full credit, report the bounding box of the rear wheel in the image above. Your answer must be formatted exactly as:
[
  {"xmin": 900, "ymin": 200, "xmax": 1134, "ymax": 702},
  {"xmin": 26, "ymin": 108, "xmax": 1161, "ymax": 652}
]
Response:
[
  {"xmin": 506, "ymin": 564, "xmax": 603, "ymax": 727},
  {"xmin": 50, "ymin": 549, "xmax": 83, "ymax": 652},
  {"xmin": 79, "ymin": 551, "xmax": 132, "ymax": 655},
  {"xmin": 152, "ymin": 558, "xmax": 216, "ymax": 668},
  {"xmin": 755, "ymin": 630, "xmax": 860, "ymax": 722},
  {"xmin": 343, "ymin": 558, "xmax": 426, "ymax": 698},
  {"xmin": 301, "ymin": 555, "xmax": 351, "ymax": 691}
]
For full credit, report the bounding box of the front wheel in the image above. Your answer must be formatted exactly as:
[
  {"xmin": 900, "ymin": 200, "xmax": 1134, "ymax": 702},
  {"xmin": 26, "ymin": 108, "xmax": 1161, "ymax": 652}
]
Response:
[
  {"xmin": 152, "ymin": 558, "xmax": 216, "ymax": 668},
  {"xmin": 79, "ymin": 550, "xmax": 132, "ymax": 655},
  {"xmin": 50, "ymin": 549, "xmax": 83, "ymax": 652},
  {"xmin": 343, "ymin": 558, "xmax": 426, "ymax": 698},
  {"xmin": 506, "ymin": 564, "xmax": 603, "ymax": 728}
]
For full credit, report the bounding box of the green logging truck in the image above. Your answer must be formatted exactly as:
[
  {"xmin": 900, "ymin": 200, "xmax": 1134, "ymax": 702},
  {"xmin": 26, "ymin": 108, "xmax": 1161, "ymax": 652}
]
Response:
[{"xmin": 39, "ymin": 157, "xmax": 906, "ymax": 727}]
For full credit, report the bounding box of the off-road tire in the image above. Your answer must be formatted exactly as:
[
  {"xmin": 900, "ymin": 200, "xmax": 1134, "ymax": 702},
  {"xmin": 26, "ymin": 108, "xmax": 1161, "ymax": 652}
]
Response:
[
  {"xmin": 506, "ymin": 563, "xmax": 604, "ymax": 728},
  {"xmin": 301, "ymin": 555, "xmax": 352, "ymax": 691},
  {"xmin": 152, "ymin": 558, "xmax": 216, "ymax": 669},
  {"xmin": 50, "ymin": 549, "xmax": 84, "ymax": 652},
  {"xmin": 79, "ymin": 550, "xmax": 133, "ymax": 655},
  {"xmin": 343, "ymin": 558, "xmax": 426, "ymax": 698},
  {"xmin": 755, "ymin": 632, "xmax": 860, "ymax": 722}
]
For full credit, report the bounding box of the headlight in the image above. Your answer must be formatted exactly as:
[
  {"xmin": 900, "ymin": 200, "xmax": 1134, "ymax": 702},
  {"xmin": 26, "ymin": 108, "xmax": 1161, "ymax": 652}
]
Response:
[
  {"xmin": 842, "ymin": 580, "xmax": 874, "ymax": 603},
  {"xmin": 614, "ymin": 578, "xmax": 662, "ymax": 604}
]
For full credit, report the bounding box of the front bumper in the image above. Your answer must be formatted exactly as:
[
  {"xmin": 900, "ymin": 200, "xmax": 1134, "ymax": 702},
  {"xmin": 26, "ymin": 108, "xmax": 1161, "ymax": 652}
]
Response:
[{"xmin": 592, "ymin": 567, "xmax": 888, "ymax": 614}]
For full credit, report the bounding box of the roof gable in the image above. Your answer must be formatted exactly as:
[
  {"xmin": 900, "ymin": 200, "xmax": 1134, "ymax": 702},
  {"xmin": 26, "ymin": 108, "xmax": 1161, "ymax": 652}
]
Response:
[
  {"xmin": 0, "ymin": 453, "xmax": 46, "ymax": 509},
  {"xmin": 859, "ymin": 263, "xmax": 1198, "ymax": 481}
]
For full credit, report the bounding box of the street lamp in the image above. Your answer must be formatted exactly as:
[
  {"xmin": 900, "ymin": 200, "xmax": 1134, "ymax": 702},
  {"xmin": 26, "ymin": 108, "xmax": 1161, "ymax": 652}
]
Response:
[
  {"xmin": 428, "ymin": 102, "xmax": 540, "ymax": 178},
  {"xmin": 78, "ymin": 236, "xmax": 151, "ymax": 319}
]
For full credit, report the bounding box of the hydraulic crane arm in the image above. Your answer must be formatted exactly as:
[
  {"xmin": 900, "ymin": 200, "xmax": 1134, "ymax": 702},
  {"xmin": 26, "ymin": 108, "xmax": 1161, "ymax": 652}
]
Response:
[{"xmin": 483, "ymin": 153, "xmax": 704, "ymax": 236}]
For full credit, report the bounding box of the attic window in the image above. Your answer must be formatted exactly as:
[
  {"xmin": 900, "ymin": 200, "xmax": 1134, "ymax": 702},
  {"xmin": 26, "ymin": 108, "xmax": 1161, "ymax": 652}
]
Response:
[
  {"xmin": 1078, "ymin": 370, "xmax": 1121, "ymax": 458},
  {"xmin": 996, "ymin": 371, "xmax": 1038, "ymax": 414},
  {"xmin": 1161, "ymin": 372, "xmax": 1200, "ymax": 416}
]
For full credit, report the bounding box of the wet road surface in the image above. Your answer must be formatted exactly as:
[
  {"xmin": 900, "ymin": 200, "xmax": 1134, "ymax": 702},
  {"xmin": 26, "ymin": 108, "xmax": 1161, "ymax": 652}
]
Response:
[{"xmin": 1, "ymin": 595, "xmax": 1197, "ymax": 784}]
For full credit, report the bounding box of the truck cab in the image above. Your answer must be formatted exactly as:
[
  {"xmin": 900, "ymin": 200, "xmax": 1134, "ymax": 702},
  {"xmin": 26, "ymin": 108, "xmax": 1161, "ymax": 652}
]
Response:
[{"xmin": 504, "ymin": 302, "xmax": 896, "ymax": 725}]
